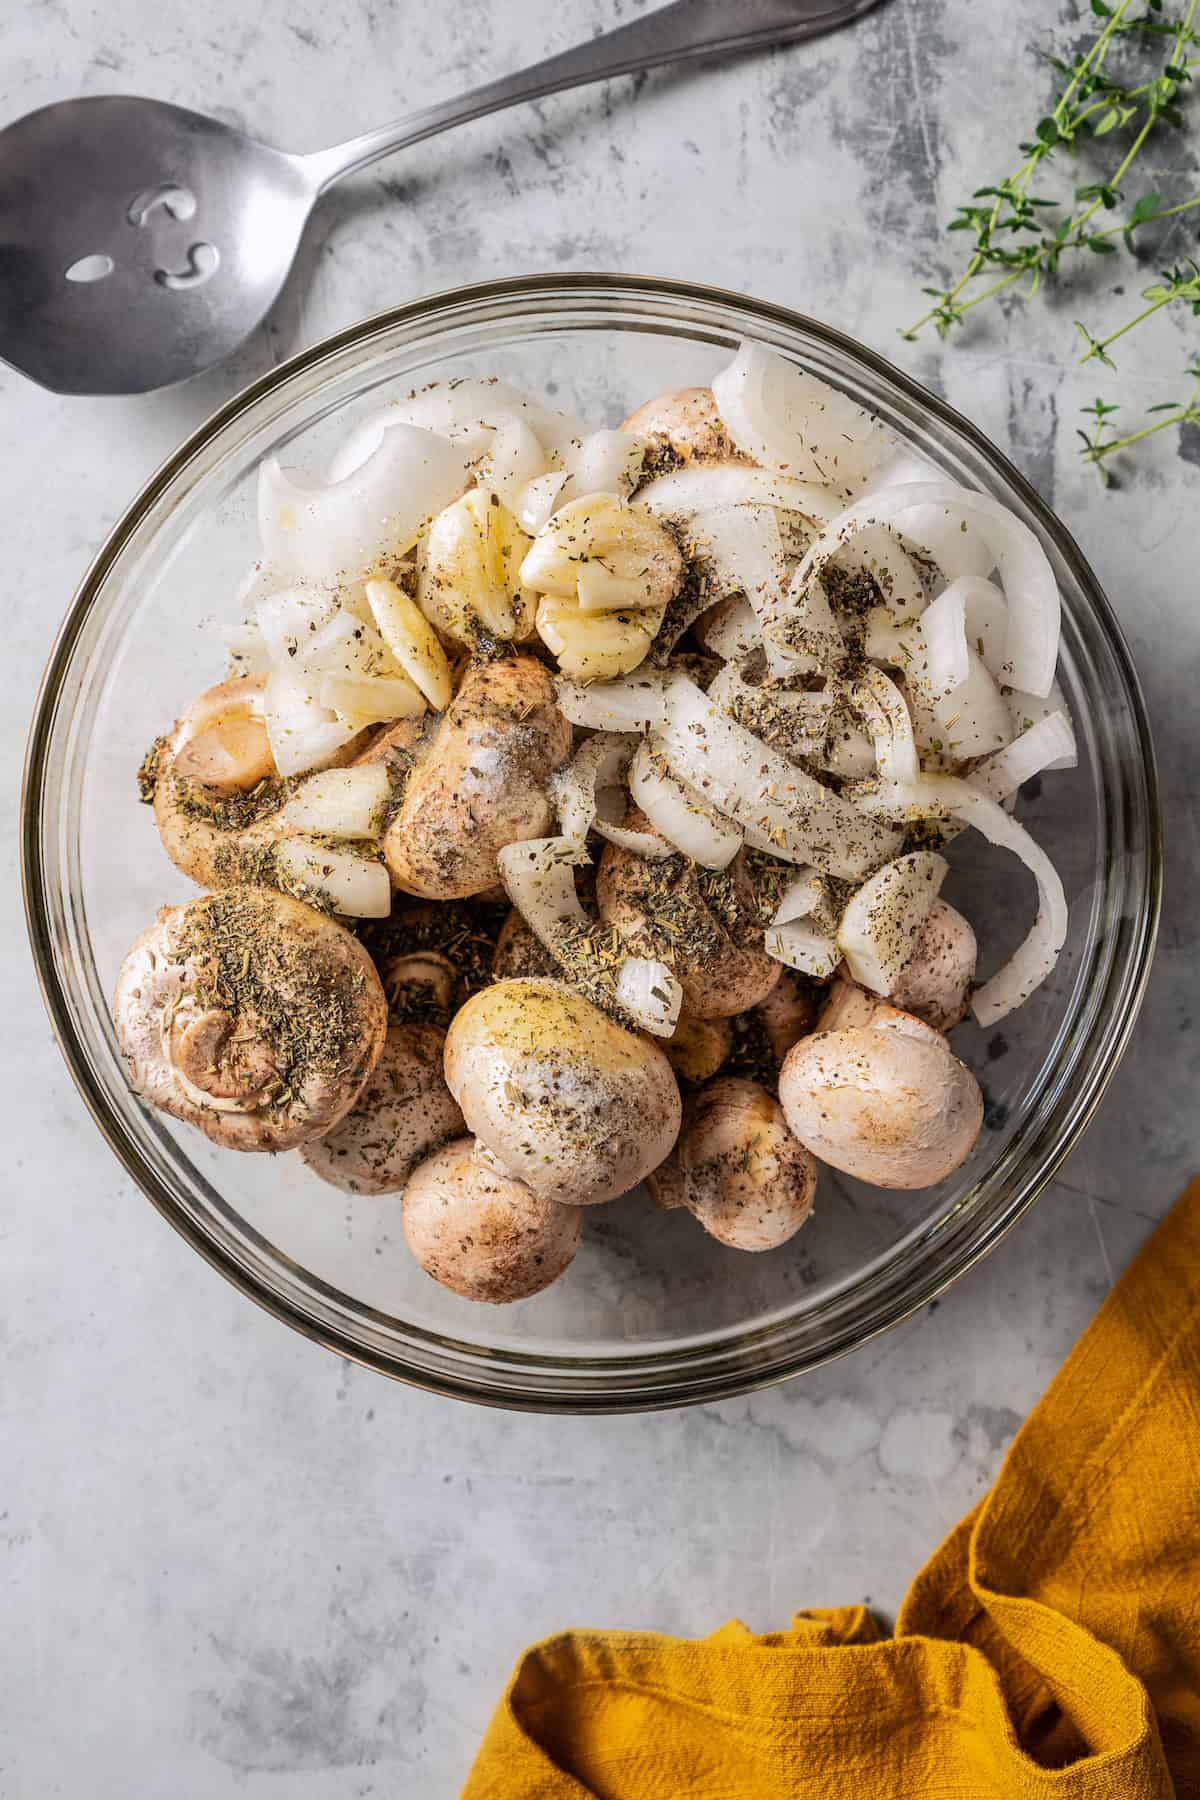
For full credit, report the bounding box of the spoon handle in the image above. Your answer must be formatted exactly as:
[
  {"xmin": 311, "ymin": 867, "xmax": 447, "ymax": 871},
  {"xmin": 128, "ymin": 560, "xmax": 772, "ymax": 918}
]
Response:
[{"xmin": 302, "ymin": 0, "xmax": 882, "ymax": 192}]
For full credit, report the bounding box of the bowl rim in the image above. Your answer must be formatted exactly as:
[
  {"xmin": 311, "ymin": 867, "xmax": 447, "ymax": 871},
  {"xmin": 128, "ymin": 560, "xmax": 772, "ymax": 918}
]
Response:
[{"xmin": 22, "ymin": 271, "xmax": 1163, "ymax": 1411}]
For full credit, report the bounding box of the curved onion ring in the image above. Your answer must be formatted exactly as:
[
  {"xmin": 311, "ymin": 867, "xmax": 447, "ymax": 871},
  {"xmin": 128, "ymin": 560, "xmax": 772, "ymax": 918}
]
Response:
[
  {"xmin": 551, "ymin": 734, "xmax": 672, "ymax": 859},
  {"xmin": 327, "ymin": 380, "xmax": 585, "ymax": 479},
  {"xmin": 259, "ymin": 426, "xmax": 470, "ymax": 584},
  {"xmin": 792, "ymin": 482, "xmax": 1061, "ymax": 698},
  {"xmin": 711, "ymin": 341, "xmax": 887, "ymax": 488},
  {"xmin": 630, "ymin": 738, "xmax": 743, "ymax": 869},
  {"xmin": 660, "ymin": 676, "xmax": 901, "ymax": 879}
]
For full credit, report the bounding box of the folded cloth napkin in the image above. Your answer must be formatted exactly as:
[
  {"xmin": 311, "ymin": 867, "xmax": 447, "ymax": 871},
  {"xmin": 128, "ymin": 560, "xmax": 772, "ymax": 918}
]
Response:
[{"xmin": 463, "ymin": 1179, "xmax": 1200, "ymax": 1798}]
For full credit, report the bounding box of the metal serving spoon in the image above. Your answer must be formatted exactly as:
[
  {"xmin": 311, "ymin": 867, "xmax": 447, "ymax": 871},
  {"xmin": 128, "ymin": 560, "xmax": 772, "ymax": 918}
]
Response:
[{"xmin": 0, "ymin": 0, "xmax": 886, "ymax": 397}]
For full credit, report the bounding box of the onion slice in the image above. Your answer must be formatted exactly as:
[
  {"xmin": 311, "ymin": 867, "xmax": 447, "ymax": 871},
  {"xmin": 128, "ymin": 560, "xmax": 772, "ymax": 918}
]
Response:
[
  {"xmin": 630, "ymin": 738, "xmax": 743, "ymax": 869},
  {"xmin": 711, "ymin": 341, "xmax": 886, "ymax": 488},
  {"xmin": 659, "ymin": 676, "xmax": 901, "ymax": 879},
  {"xmin": 792, "ymin": 482, "xmax": 1061, "ymax": 697},
  {"xmin": 1006, "ymin": 683, "xmax": 1078, "ymax": 771},
  {"xmin": 764, "ymin": 870, "xmax": 842, "ymax": 977},
  {"xmin": 551, "ymin": 735, "xmax": 672, "ymax": 859},
  {"xmin": 855, "ymin": 668, "xmax": 920, "ymax": 788},
  {"xmin": 259, "ymin": 426, "xmax": 471, "ymax": 584},
  {"xmin": 636, "ymin": 464, "xmax": 839, "ymax": 523},
  {"xmin": 554, "ymin": 673, "xmax": 667, "ymax": 732},
  {"xmin": 857, "ymin": 775, "xmax": 1068, "ymax": 1025},
  {"xmin": 837, "ymin": 851, "xmax": 948, "ymax": 995},
  {"xmin": 327, "ymin": 380, "xmax": 585, "ymax": 479},
  {"xmin": 971, "ymin": 712, "xmax": 1078, "ymax": 802}
]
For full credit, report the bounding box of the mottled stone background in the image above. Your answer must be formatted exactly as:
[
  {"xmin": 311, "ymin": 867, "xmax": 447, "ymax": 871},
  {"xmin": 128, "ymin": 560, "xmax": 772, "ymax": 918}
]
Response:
[{"xmin": 2, "ymin": 1, "xmax": 1196, "ymax": 1794}]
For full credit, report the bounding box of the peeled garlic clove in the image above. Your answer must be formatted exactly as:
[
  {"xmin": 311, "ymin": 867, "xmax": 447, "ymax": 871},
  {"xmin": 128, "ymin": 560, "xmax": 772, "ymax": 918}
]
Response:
[{"xmin": 365, "ymin": 577, "xmax": 454, "ymax": 711}]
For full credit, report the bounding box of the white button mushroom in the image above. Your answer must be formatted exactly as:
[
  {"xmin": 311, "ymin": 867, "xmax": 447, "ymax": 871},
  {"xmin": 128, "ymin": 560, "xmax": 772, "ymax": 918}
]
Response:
[
  {"xmin": 779, "ymin": 1001, "xmax": 983, "ymax": 1190},
  {"xmin": 665, "ymin": 1011, "xmax": 733, "ymax": 1085},
  {"xmin": 755, "ymin": 969, "xmax": 820, "ymax": 1068},
  {"xmin": 443, "ymin": 978, "xmax": 682, "ymax": 1206},
  {"xmin": 889, "ymin": 899, "xmax": 977, "ymax": 1032},
  {"xmin": 300, "ymin": 1021, "xmax": 465, "ymax": 1195},
  {"xmin": 112, "ymin": 887, "xmax": 388, "ymax": 1152},
  {"xmin": 384, "ymin": 655, "xmax": 572, "ymax": 900},
  {"xmin": 404, "ymin": 1138, "xmax": 583, "ymax": 1303},
  {"xmin": 596, "ymin": 834, "xmax": 781, "ymax": 1021},
  {"xmin": 646, "ymin": 1077, "xmax": 817, "ymax": 1251}
]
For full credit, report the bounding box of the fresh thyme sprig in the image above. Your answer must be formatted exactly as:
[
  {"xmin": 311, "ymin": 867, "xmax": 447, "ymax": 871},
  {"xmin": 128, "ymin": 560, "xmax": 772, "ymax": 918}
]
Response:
[
  {"xmin": 1077, "ymin": 356, "xmax": 1200, "ymax": 478},
  {"xmin": 904, "ymin": 0, "xmax": 1200, "ymax": 478}
]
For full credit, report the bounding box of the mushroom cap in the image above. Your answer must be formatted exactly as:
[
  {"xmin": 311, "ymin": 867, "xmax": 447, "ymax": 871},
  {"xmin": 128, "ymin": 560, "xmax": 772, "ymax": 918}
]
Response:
[
  {"xmin": 379, "ymin": 951, "xmax": 462, "ymax": 1025},
  {"xmin": 755, "ymin": 969, "xmax": 820, "ymax": 1068},
  {"xmin": 113, "ymin": 887, "xmax": 387, "ymax": 1151},
  {"xmin": 596, "ymin": 837, "xmax": 780, "ymax": 1020},
  {"xmin": 665, "ymin": 1011, "xmax": 733, "ymax": 1085},
  {"xmin": 816, "ymin": 973, "xmax": 882, "ymax": 1034},
  {"xmin": 443, "ymin": 977, "xmax": 682, "ymax": 1206},
  {"xmin": 404, "ymin": 1138, "xmax": 583, "ymax": 1303},
  {"xmin": 779, "ymin": 1008, "xmax": 983, "ymax": 1190},
  {"xmin": 654, "ymin": 1077, "xmax": 816, "ymax": 1251},
  {"xmin": 889, "ymin": 899, "xmax": 977, "ymax": 1033},
  {"xmin": 384, "ymin": 655, "xmax": 571, "ymax": 900},
  {"xmin": 621, "ymin": 387, "xmax": 747, "ymax": 468},
  {"xmin": 299, "ymin": 1021, "xmax": 464, "ymax": 1195},
  {"xmin": 492, "ymin": 908, "xmax": 559, "ymax": 982}
]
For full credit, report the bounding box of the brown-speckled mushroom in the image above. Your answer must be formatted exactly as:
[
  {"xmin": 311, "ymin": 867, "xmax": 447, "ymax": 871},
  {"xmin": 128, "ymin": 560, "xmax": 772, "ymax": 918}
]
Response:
[
  {"xmin": 383, "ymin": 655, "xmax": 571, "ymax": 900},
  {"xmin": 596, "ymin": 836, "xmax": 780, "ymax": 1020},
  {"xmin": 299, "ymin": 1021, "xmax": 464, "ymax": 1194},
  {"xmin": 889, "ymin": 899, "xmax": 977, "ymax": 1032},
  {"xmin": 112, "ymin": 887, "xmax": 387, "ymax": 1151},
  {"xmin": 755, "ymin": 969, "xmax": 820, "ymax": 1067},
  {"xmin": 404, "ymin": 1138, "xmax": 582, "ymax": 1302},
  {"xmin": 622, "ymin": 387, "xmax": 747, "ymax": 468},
  {"xmin": 444, "ymin": 978, "xmax": 682, "ymax": 1206},
  {"xmin": 779, "ymin": 1001, "xmax": 983, "ymax": 1189},
  {"xmin": 647, "ymin": 1077, "xmax": 816, "ymax": 1251},
  {"xmin": 492, "ymin": 908, "xmax": 560, "ymax": 981}
]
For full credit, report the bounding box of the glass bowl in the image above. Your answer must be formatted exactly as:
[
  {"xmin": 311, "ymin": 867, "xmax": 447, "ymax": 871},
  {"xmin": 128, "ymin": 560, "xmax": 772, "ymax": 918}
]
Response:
[{"xmin": 23, "ymin": 275, "xmax": 1161, "ymax": 1412}]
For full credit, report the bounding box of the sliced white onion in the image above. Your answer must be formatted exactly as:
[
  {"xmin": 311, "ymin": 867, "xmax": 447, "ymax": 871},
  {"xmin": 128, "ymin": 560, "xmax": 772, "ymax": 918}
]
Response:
[
  {"xmin": 924, "ymin": 650, "xmax": 1012, "ymax": 762},
  {"xmin": 496, "ymin": 837, "xmax": 682, "ymax": 1036},
  {"xmin": 1006, "ymin": 682, "xmax": 1077, "ymax": 771},
  {"xmin": 859, "ymin": 454, "xmax": 995, "ymax": 580},
  {"xmin": 221, "ymin": 618, "xmax": 271, "ymax": 674},
  {"xmin": 255, "ymin": 586, "xmax": 339, "ymax": 663},
  {"xmin": 555, "ymin": 673, "xmax": 667, "ymax": 732},
  {"xmin": 660, "ymin": 676, "xmax": 901, "ymax": 879},
  {"xmin": 636, "ymin": 464, "xmax": 839, "ymax": 523},
  {"xmin": 695, "ymin": 596, "xmax": 761, "ymax": 661},
  {"xmin": 477, "ymin": 417, "xmax": 547, "ymax": 511},
  {"xmin": 263, "ymin": 665, "xmax": 360, "ymax": 778},
  {"xmin": 259, "ymin": 426, "xmax": 471, "ymax": 584},
  {"xmin": 327, "ymin": 380, "xmax": 585, "ymax": 480},
  {"xmin": 919, "ymin": 584, "xmax": 970, "ymax": 696},
  {"xmin": 971, "ymin": 712, "xmax": 1078, "ymax": 802},
  {"xmin": 855, "ymin": 668, "xmax": 920, "ymax": 789},
  {"xmin": 550, "ymin": 735, "xmax": 671, "ymax": 859},
  {"xmin": 766, "ymin": 565, "xmax": 846, "ymax": 679},
  {"xmin": 514, "ymin": 470, "xmax": 569, "ymax": 534},
  {"xmin": 558, "ymin": 430, "xmax": 644, "ymax": 506},
  {"xmin": 857, "ymin": 775, "xmax": 1068, "ymax": 1025},
  {"xmin": 614, "ymin": 958, "xmax": 684, "ymax": 1037},
  {"xmin": 837, "ymin": 851, "xmax": 948, "ymax": 995},
  {"xmin": 764, "ymin": 920, "xmax": 841, "ymax": 980},
  {"xmin": 278, "ymin": 764, "xmax": 392, "ymax": 840},
  {"xmin": 711, "ymin": 340, "xmax": 886, "ymax": 488},
  {"xmin": 792, "ymin": 483, "xmax": 1060, "ymax": 697},
  {"xmin": 297, "ymin": 610, "xmax": 394, "ymax": 682},
  {"xmin": 630, "ymin": 737, "xmax": 743, "ymax": 869},
  {"xmin": 274, "ymin": 839, "xmax": 392, "ymax": 918}
]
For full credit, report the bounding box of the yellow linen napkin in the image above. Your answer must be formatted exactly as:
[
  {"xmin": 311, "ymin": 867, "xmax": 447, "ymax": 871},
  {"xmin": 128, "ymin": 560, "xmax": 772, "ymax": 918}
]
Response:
[{"xmin": 464, "ymin": 1179, "xmax": 1200, "ymax": 1798}]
